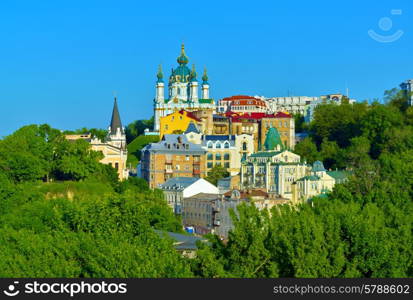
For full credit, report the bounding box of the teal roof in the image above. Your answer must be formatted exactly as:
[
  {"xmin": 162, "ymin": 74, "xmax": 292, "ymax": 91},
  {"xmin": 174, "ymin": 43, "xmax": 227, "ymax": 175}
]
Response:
[
  {"xmin": 264, "ymin": 127, "xmax": 283, "ymax": 151},
  {"xmin": 327, "ymin": 171, "xmax": 350, "ymax": 181},
  {"xmin": 199, "ymin": 98, "xmax": 214, "ymax": 104},
  {"xmin": 312, "ymin": 161, "xmax": 326, "ymax": 172},
  {"xmin": 297, "ymin": 175, "xmax": 320, "ymax": 181}
]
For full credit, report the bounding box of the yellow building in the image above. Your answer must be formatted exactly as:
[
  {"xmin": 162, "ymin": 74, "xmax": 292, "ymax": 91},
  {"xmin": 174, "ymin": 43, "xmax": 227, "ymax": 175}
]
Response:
[{"xmin": 159, "ymin": 110, "xmax": 201, "ymax": 138}]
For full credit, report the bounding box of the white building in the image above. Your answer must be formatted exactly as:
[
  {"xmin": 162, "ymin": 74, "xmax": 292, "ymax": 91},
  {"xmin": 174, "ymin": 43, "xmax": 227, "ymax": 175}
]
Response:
[
  {"xmin": 159, "ymin": 177, "xmax": 219, "ymax": 214},
  {"xmin": 256, "ymin": 96, "xmax": 319, "ymax": 115},
  {"xmin": 153, "ymin": 45, "xmax": 215, "ymax": 131}
]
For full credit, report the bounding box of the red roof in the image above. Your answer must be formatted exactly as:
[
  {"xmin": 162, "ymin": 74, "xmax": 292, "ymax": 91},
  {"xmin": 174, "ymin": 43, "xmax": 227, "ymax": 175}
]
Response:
[
  {"xmin": 220, "ymin": 95, "xmax": 259, "ymax": 101},
  {"xmin": 226, "ymin": 111, "xmax": 292, "ymax": 122},
  {"xmin": 178, "ymin": 110, "xmax": 201, "ymax": 122}
]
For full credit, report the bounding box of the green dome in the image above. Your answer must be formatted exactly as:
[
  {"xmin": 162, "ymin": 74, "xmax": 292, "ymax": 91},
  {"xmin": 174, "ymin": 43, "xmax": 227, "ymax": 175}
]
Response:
[
  {"xmin": 264, "ymin": 127, "xmax": 283, "ymax": 151},
  {"xmin": 177, "ymin": 44, "xmax": 189, "ymax": 65},
  {"xmin": 170, "ymin": 65, "xmax": 191, "ymax": 83}
]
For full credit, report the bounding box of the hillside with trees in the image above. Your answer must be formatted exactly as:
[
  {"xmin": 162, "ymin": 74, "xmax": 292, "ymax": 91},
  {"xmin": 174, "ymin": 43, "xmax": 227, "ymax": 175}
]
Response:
[{"xmin": 0, "ymin": 89, "xmax": 412, "ymax": 278}]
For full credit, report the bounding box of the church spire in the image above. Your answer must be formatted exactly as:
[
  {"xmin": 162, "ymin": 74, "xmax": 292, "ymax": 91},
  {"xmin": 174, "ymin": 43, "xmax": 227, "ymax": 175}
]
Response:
[
  {"xmin": 156, "ymin": 64, "xmax": 163, "ymax": 83},
  {"xmin": 190, "ymin": 64, "xmax": 198, "ymax": 82},
  {"xmin": 110, "ymin": 97, "xmax": 123, "ymax": 134},
  {"xmin": 202, "ymin": 67, "xmax": 209, "ymax": 84}
]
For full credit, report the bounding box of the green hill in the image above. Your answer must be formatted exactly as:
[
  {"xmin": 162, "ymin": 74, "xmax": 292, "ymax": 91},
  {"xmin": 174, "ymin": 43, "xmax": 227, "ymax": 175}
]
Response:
[{"xmin": 127, "ymin": 135, "xmax": 159, "ymax": 167}]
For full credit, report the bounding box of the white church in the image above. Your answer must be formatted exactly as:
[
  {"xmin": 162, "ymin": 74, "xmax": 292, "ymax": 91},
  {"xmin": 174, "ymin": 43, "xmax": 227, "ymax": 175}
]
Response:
[{"xmin": 153, "ymin": 44, "xmax": 215, "ymax": 131}]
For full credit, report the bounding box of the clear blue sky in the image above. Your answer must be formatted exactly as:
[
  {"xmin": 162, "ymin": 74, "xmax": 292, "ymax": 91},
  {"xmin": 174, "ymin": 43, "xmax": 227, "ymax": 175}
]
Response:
[{"xmin": 1, "ymin": 0, "xmax": 412, "ymax": 136}]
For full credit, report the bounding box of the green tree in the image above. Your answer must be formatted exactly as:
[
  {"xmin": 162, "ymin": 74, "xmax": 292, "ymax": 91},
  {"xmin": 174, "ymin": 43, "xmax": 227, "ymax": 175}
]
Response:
[{"xmin": 205, "ymin": 165, "xmax": 230, "ymax": 186}]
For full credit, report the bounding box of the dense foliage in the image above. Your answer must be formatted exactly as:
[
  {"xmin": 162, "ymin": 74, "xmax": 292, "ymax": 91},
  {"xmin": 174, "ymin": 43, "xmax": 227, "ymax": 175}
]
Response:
[
  {"xmin": 127, "ymin": 135, "xmax": 160, "ymax": 166},
  {"xmin": 0, "ymin": 127, "xmax": 189, "ymax": 277},
  {"xmin": 125, "ymin": 118, "xmax": 154, "ymax": 144},
  {"xmin": 191, "ymin": 89, "xmax": 413, "ymax": 278}
]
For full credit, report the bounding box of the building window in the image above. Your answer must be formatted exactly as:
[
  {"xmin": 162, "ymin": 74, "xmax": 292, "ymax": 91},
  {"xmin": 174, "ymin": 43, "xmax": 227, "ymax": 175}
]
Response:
[
  {"xmin": 115, "ymin": 162, "xmax": 119, "ymax": 170},
  {"xmin": 207, "ymin": 153, "xmax": 213, "ymax": 160},
  {"xmin": 215, "ymin": 153, "xmax": 222, "ymax": 160},
  {"xmin": 207, "ymin": 162, "xmax": 213, "ymax": 168},
  {"xmin": 185, "ymin": 155, "xmax": 190, "ymax": 161},
  {"xmin": 216, "ymin": 142, "xmax": 221, "ymax": 149},
  {"xmin": 207, "ymin": 142, "xmax": 213, "ymax": 149},
  {"xmin": 224, "ymin": 142, "xmax": 230, "ymax": 149},
  {"xmin": 224, "ymin": 162, "xmax": 230, "ymax": 168},
  {"xmin": 224, "ymin": 153, "xmax": 230, "ymax": 160},
  {"xmin": 242, "ymin": 142, "xmax": 247, "ymax": 151}
]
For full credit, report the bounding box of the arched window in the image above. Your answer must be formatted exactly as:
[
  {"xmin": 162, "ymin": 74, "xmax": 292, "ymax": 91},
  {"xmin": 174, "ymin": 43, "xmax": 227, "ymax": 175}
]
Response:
[
  {"xmin": 215, "ymin": 153, "xmax": 222, "ymax": 160},
  {"xmin": 178, "ymin": 87, "xmax": 181, "ymax": 95},
  {"xmin": 242, "ymin": 142, "xmax": 247, "ymax": 151},
  {"xmin": 224, "ymin": 153, "xmax": 230, "ymax": 160},
  {"xmin": 224, "ymin": 142, "xmax": 230, "ymax": 149},
  {"xmin": 207, "ymin": 153, "xmax": 213, "ymax": 160},
  {"xmin": 207, "ymin": 141, "xmax": 213, "ymax": 149},
  {"xmin": 215, "ymin": 142, "xmax": 221, "ymax": 149}
]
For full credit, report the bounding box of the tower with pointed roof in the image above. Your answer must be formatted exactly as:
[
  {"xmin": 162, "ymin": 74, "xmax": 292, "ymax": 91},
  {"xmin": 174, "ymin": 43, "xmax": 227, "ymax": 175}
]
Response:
[
  {"xmin": 153, "ymin": 44, "xmax": 215, "ymax": 131},
  {"xmin": 107, "ymin": 97, "xmax": 126, "ymax": 150},
  {"xmin": 90, "ymin": 97, "xmax": 128, "ymax": 180}
]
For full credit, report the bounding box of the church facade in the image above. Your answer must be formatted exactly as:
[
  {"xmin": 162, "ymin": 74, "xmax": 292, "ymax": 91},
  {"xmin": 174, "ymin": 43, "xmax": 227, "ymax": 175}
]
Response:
[{"xmin": 153, "ymin": 44, "xmax": 215, "ymax": 131}]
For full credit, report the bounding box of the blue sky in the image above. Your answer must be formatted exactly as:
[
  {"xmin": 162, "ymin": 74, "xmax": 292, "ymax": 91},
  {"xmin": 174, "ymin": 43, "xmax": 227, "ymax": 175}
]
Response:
[{"xmin": 0, "ymin": 0, "xmax": 412, "ymax": 136}]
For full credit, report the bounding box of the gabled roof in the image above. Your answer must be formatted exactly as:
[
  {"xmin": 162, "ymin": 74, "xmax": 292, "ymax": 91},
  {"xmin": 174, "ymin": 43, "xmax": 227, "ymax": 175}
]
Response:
[
  {"xmin": 178, "ymin": 110, "xmax": 201, "ymax": 122},
  {"xmin": 159, "ymin": 177, "xmax": 199, "ymax": 190},
  {"xmin": 312, "ymin": 161, "xmax": 326, "ymax": 172},
  {"xmin": 184, "ymin": 122, "xmax": 200, "ymax": 134}
]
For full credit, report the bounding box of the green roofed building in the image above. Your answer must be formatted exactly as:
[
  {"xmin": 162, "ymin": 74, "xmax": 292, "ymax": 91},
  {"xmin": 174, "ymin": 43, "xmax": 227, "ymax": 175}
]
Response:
[
  {"xmin": 154, "ymin": 44, "xmax": 215, "ymax": 131},
  {"xmin": 241, "ymin": 131, "xmax": 349, "ymax": 202}
]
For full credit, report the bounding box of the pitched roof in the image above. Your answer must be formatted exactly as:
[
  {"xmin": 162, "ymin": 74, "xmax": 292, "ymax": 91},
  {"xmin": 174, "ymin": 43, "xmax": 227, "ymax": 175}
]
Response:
[
  {"xmin": 178, "ymin": 110, "xmax": 201, "ymax": 122},
  {"xmin": 312, "ymin": 161, "xmax": 326, "ymax": 172},
  {"xmin": 142, "ymin": 134, "xmax": 206, "ymax": 154},
  {"xmin": 264, "ymin": 127, "xmax": 283, "ymax": 151},
  {"xmin": 327, "ymin": 170, "xmax": 350, "ymax": 181},
  {"xmin": 220, "ymin": 95, "xmax": 259, "ymax": 101},
  {"xmin": 159, "ymin": 177, "xmax": 199, "ymax": 190},
  {"xmin": 184, "ymin": 122, "xmax": 200, "ymax": 134},
  {"xmin": 110, "ymin": 97, "xmax": 123, "ymax": 133}
]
